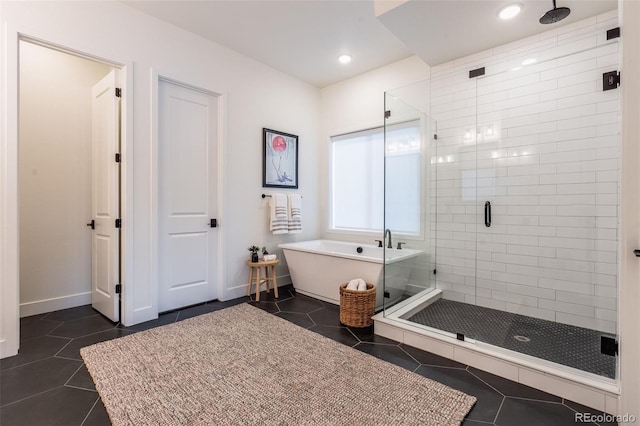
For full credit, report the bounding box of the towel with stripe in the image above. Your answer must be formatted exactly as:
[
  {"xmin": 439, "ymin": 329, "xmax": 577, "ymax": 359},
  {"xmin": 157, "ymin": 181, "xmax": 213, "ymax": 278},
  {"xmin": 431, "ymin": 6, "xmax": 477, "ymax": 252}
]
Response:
[
  {"xmin": 269, "ymin": 193, "xmax": 289, "ymax": 234},
  {"xmin": 288, "ymin": 194, "xmax": 302, "ymax": 234}
]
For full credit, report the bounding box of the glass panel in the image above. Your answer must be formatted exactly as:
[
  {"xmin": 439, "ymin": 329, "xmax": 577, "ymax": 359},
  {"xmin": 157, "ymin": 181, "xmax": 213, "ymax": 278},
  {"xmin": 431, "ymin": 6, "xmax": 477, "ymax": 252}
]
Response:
[
  {"xmin": 383, "ymin": 83, "xmax": 439, "ymax": 314},
  {"xmin": 330, "ymin": 124, "xmax": 423, "ymax": 234},
  {"xmin": 468, "ymin": 42, "xmax": 619, "ymax": 379},
  {"xmin": 395, "ymin": 40, "xmax": 620, "ymax": 380},
  {"xmin": 430, "ymin": 71, "xmax": 479, "ymax": 307},
  {"xmin": 385, "ymin": 72, "xmax": 480, "ymax": 323}
]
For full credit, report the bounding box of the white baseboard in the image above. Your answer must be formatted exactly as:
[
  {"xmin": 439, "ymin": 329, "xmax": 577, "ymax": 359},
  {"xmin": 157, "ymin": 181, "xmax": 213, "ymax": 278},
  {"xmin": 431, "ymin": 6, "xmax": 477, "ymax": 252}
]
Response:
[{"xmin": 20, "ymin": 292, "xmax": 92, "ymax": 317}]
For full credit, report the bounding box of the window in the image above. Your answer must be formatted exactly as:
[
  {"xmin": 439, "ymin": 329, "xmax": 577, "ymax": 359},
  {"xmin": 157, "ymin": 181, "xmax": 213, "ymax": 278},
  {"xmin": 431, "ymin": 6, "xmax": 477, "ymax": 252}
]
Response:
[{"xmin": 330, "ymin": 122, "xmax": 421, "ymax": 235}]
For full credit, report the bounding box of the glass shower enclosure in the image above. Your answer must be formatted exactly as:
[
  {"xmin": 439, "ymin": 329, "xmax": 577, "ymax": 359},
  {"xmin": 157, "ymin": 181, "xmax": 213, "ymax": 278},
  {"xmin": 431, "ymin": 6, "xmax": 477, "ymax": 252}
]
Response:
[
  {"xmin": 382, "ymin": 83, "xmax": 438, "ymax": 310},
  {"xmin": 382, "ymin": 39, "xmax": 620, "ymax": 381}
]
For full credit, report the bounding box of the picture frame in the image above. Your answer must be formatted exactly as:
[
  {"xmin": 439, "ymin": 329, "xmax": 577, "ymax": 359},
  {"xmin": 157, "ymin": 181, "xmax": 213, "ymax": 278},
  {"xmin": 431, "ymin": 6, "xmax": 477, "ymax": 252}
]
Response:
[{"xmin": 263, "ymin": 128, "xmax": 298, "ymax": 189}]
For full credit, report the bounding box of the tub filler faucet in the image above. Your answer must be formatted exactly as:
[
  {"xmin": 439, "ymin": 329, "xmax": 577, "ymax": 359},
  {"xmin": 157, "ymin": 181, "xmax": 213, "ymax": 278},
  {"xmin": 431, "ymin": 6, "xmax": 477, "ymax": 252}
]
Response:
[{"xmin": 384, "ymin": 229, "xmax": 392, "ymax": 249}]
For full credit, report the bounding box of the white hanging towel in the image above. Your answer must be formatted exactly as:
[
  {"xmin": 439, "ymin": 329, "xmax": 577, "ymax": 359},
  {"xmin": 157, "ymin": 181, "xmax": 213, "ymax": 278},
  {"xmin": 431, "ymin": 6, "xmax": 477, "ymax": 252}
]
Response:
[
  {"xmin": 270, "ymin": 193, "xmax": 288, "ymax": 234},
  {"xmin": 288, "ymin": 194, "xmax": 302, "ymax": 233}
]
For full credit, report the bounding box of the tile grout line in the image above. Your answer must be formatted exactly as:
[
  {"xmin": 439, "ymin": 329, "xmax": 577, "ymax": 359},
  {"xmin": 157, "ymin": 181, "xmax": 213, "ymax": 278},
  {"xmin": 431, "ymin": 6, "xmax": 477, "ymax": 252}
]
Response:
[
  {"xmin": 506, "ymin": 395, "xmax": 566, "ymax": 404},
  {"xmin": 80, "ymin": 396, "xmax": 102, "ymax": 426},
  {"xmin": 491, "ymin": 395, "xmax": 507, "ymax": 425},
  {"xmin": 48, "ymin": 322, "xmax": 121, "ymax": 342},
  {"xmin": 64, "ymin": 384, "xmax": 98, "ymax": 393},
  {"xmin": 466, "ymin": 367, "xmax": 507, "ymax": 398},
  {"xmin": 1, "ymin": 353, "xmax": 80, "ymax": 373},
  {"xmin": 64, "ymin": 363, "xmax": 86, "ymax": 387},
  {"xmin": 0, "ymin": 385, "xmax": 66, "ymax": 409}
]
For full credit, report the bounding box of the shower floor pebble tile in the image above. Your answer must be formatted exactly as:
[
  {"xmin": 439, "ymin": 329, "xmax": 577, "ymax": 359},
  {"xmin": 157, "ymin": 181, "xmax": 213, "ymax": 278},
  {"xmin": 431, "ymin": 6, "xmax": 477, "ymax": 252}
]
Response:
[{"xmin": 408, "ymin": 298, "xmax": 616, "ymax": 378}]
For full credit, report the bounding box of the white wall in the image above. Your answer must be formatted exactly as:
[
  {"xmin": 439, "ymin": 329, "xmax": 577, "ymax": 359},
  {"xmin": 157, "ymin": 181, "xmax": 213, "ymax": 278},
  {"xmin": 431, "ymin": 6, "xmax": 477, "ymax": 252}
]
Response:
[
  {"xmin": 319, "ymin": 55, "xmax": 430, "ymax": 243},
  {"xmin": 0, "ymin": 0, "xmax": 321, "ymax": 356},
  {"xmin": 19, "ymin": 41, "xmax": 111, "ymax": 317}
]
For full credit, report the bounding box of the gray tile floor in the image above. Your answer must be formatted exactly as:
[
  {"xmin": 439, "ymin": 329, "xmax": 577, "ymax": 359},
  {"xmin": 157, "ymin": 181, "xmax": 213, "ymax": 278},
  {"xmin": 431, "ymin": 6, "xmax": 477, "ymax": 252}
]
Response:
[
  {"xmin": 0, "ymin": 285, "xmax": 617, "ymax": 425},
  {"xmin": 408, "ymin": 299, "xmax": 617, "ymax": 378}
]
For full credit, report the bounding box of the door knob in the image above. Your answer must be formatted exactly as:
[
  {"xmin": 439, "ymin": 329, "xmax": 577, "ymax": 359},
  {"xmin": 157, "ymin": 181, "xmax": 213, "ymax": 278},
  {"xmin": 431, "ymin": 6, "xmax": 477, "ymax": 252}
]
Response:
[
  {"xmin": 86, "ymin": 219, "xmax": 95, "ymax": 230},
  {"xmin": 634, "ymin": 249, "xmax": 640, "ymax": 257}
]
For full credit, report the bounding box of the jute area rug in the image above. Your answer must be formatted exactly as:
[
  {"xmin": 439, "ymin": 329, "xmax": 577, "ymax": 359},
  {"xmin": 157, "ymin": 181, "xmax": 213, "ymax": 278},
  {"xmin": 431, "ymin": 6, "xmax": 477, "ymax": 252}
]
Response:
[{"xmin": 81, "ymin": 304, "xmax": 476, "ymax": 425}]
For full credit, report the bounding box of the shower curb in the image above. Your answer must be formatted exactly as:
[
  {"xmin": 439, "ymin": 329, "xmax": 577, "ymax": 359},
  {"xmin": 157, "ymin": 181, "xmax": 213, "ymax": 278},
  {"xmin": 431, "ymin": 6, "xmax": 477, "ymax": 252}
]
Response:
[{"xmin": 373, "ymin": 312, "xmax": 619, "ymax": 415}]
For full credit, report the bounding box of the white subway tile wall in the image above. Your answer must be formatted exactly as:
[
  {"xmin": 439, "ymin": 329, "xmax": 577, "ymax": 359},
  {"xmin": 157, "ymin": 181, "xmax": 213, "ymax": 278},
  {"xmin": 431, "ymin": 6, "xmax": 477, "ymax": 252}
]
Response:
[{"xmin": 429, "ymin": 12, "xmax": 619, "ymax": 334}]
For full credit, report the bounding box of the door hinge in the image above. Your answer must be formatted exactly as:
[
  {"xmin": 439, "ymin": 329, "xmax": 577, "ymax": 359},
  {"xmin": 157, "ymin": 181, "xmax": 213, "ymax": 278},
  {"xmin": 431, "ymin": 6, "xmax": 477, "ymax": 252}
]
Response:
[
  {"xmin": 457, "ymin": 333, "xmax": 465, "ymax": 341},
  {"xmin": 606, "ymin": 27, "xmax": 620, "ymax": 40},
  {"xmin": 433, "ymin": 269, "xmax": 437, "ymax": 275},
  {"xmin": 383, "ymin": 291, "xmax": 390, "ymax": 298},
  {"xmin": 115, "ymin": 153, "xmax": 121, "ymax": 163},
  {"xmin": 115, "ymin": 88, "xmax": 122, "ymax": 98},
  {"xmin": 384, "ymin": 110, "xmax": 391, "ymax": 119},
  {"xmin": 603, "ymin": 71, "xmax": 620, "ymax": 91},
  {"xmin": 434, "ymin": 134, "xmax": 438, "ymax": 140},
  {"xmin": 601, "ymin": 336, "xmax": 618, "ymax": 356},
  {"xmin": 115, "ymin": 218, "xmax": 121, "ymax": 228},
  {"xmin": 469, "ymin": 67, "xmax": 485, "ymax": 78},
  {"xmin": 115, "ymin": 284, "xmax": 122, "ymax": 294}
]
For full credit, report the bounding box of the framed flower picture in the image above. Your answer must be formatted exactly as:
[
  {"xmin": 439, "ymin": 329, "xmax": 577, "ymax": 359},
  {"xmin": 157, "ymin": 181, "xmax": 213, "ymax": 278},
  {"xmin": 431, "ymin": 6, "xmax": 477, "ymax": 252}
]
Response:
[{"xmin": 262, "ymin": 128, "xmax": 298, "ymax": 188}]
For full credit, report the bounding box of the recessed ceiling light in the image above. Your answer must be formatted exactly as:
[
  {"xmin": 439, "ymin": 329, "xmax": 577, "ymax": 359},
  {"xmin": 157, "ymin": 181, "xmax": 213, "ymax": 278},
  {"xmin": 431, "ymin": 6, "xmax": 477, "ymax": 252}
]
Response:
[
  {"xmin": 522, "ymin": 58, "xmax": 537, "ymax": 65},
  {"xmin": 338, "ymin": 54, "xmax": 352, "ymax": 64},
  {"xmin": 499, "ymin": 4, "xmax": 522, "ymax": 20}
]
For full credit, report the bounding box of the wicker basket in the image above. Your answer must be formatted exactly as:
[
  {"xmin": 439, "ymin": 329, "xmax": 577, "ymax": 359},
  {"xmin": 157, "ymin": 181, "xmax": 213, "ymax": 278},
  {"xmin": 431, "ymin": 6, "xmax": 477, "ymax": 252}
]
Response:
[{"xmin": 339, "ymin": 282, "xmax": 376, "ymax": 328}]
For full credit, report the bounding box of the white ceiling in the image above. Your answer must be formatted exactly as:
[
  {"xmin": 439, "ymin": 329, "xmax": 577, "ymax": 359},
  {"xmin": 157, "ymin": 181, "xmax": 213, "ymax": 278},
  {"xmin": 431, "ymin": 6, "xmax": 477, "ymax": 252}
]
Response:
[
  {"xmin": 123, "ymin": 0, "xmax": 618, "ymax": 88},
  {"xmin": 379, "ymin": 0, "xmax": 618, "ymax": 67}
]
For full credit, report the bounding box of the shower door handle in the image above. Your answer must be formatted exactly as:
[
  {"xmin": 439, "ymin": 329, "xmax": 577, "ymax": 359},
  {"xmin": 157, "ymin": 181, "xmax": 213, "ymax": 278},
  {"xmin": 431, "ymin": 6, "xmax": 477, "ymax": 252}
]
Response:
[{"xmin": 484, "ymin": 201, "xmax": 491, "ymax": 227}]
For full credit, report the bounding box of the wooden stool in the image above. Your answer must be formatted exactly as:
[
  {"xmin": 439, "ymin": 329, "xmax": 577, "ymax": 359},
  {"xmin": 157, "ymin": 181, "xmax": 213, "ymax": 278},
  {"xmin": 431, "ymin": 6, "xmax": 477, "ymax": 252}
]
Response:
[{"xmin": 246, "ymin": 259, "xmax": 279, "ymax": 301}]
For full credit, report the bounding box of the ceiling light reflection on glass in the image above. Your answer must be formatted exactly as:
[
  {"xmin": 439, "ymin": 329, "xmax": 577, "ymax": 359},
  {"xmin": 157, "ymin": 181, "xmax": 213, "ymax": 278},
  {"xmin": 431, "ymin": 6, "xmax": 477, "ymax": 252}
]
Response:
[{"xmin": 386, "ymin": 137, "xmax": 420, "ymax": 156}]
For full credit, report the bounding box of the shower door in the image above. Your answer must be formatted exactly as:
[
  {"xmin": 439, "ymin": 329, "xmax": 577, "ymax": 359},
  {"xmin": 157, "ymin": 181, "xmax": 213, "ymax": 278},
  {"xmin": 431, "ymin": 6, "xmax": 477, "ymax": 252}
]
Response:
[
  {"xmin": 404, "ymin": 40, "xmax": 621, "ymax": 380},
  {"xmin": 468, "ymin": 42, "xmax": 620, "ymax": 379}
]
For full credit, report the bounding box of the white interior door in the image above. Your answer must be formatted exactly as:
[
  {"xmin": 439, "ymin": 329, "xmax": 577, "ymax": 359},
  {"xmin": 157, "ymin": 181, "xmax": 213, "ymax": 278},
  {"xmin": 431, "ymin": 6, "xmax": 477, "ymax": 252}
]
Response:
[
  {"xmin": 90, "ymin": 70, "xmax": 120, "ymax": 322},
  {"xmin": 158, "ymin": 80, "xmax": 218, "ymax": 312}
]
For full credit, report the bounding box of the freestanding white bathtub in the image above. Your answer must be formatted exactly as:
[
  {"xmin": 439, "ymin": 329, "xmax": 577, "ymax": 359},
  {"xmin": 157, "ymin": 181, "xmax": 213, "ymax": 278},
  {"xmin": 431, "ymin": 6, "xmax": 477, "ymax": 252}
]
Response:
[{"xmin": 279, "ymin": 240, "xmax": 423, "ymax": 310}]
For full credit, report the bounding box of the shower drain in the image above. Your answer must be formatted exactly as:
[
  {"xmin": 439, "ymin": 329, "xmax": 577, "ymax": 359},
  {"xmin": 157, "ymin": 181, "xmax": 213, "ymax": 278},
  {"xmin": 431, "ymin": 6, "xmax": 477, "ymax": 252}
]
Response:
[{"xmin": 514, "ymin": 335, "xmax": 531, "ymax": 342}]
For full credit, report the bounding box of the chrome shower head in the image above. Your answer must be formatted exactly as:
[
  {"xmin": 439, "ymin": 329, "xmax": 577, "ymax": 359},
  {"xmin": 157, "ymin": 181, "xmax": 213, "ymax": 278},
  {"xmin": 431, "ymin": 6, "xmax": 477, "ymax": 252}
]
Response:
[{"xmin": 539, "ymin": 0, "xmax": 571, "ymax": 24}]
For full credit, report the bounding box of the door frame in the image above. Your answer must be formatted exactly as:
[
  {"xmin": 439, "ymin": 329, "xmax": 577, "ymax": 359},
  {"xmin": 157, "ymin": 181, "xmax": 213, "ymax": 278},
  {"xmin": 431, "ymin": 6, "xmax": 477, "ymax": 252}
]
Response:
[
  {"xmin": 620, "ymin": 0, "xmax": 640, "ymax": 417},
  {"xmin": 0, "ymin": 33, "xmax": 133, "ymax": 358},
  {"xmin": 150, "ymin": 71, "xmax": 226, "ymax": 311}
]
